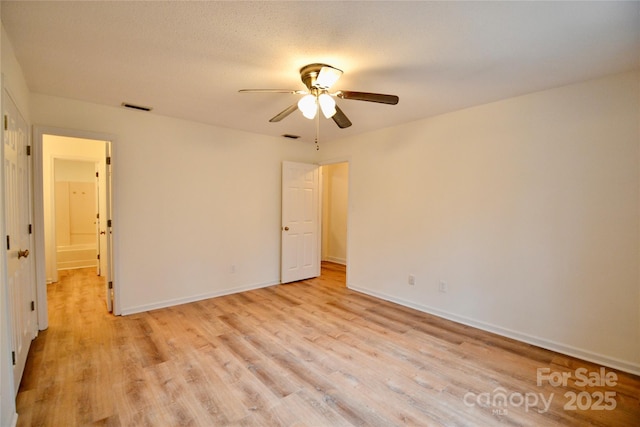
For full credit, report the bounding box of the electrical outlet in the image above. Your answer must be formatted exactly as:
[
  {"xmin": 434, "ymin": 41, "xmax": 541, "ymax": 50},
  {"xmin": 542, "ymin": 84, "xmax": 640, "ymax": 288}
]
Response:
[
  {"xmin": 439, "ymin": 280, "xmax": 448, "ymax": 293},
  {"xmin": 408, "ymin": 274, "xmax": 415, "ymax": 286}
]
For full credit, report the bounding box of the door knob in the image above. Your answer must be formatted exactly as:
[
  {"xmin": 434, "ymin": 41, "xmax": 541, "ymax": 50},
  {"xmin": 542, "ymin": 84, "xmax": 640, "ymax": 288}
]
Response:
[
  {"xmin": 100, "ymin": 231, "xmax": 106, "ymax": 235},
  {"xmin": 283, "ymin": 226, "xmax": 289, "ymax": 231},
  {"xmin": 18, "ymin": 249, "xmax": 29, "ymax": 259}
]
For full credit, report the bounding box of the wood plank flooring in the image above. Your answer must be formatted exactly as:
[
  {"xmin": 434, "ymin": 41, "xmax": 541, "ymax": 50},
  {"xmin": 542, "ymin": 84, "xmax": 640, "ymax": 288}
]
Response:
[{"xmin": 16, "ymin": 263, "xmax": 640, "ymax": 426}]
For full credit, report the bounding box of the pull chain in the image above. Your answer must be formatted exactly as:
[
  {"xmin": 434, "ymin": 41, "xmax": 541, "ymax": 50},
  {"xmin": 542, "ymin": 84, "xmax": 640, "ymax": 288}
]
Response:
[{"xmin": 315, "ymin": 102, "xmax": 320, "ymax": 151}]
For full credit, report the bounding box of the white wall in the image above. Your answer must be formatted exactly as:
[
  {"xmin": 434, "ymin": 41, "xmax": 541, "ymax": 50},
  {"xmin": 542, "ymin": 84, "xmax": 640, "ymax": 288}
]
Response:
[
  {"xmin": 1, "ymin": 26, "xmax": 28, "ymax": 121},
  {"xmin": 321, "ymin": 163, "xmax": 348, "ymax": 264},
  {"xmin": 55, "ymin": 159, "xmax": 96, "ymax": 182},
  {"xmin": 319, "ymin": 71, "xmax": 640, "ymax": 374},
  {"xmin": 31, "ymin": 94, "xmax": 316, "ymax": 314}
]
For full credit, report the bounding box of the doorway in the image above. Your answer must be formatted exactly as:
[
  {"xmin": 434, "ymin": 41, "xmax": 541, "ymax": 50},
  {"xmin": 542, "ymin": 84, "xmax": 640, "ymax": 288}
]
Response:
[
  {"xmin": 280, "ymin": 161, "xmax": 349, "ymax": 285},
  {"xmin": 320, "ymin": 162, "xmax": 349, "ymax": 282},
  {"xmin": 33, "ymin": 128, "xmax": 116, "ymax": 327}
]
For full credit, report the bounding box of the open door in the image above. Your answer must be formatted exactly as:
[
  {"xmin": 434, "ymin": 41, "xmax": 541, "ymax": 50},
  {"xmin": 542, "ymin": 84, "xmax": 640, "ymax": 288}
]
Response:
[
  {"xmin": 95, "ymin": 157, "xmax": 109, "ymax": 279},
  {"xmin": 3, "ymin": 89, "xmax": 37, "ymax": 394},
  {"xmin": 104, "ymin": 143, "xmax": 113, "ymax": 312},
  {"xmin": 281, "ymin": 161, "xmax": 320, "ymax": 283},
  {"xmin": 95, "ymin": 162, "xmax": 101, "ymax": 276}
]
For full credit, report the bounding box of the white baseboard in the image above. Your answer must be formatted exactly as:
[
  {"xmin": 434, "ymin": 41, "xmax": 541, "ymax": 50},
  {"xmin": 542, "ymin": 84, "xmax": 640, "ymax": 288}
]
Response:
[
  {"xmin": 322, "ymin": 256, "xmax": 346, "ymax": 265},
  {"xmin": 120, "ymin": 279, "xmax": 280, "ymax": 315},
  {"xmin": 57, "ymin": 263, "xmax": 97, "ymax": 270},
  {"xmin": 349, "ymin": 284, "xmax": 640, "ymax": 376}
]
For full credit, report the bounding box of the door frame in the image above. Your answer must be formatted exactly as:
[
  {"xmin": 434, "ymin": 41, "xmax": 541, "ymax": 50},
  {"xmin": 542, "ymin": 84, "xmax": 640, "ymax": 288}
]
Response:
[{"xmin": 33, "ymin": 126, "xmax": 119, "ymax": 327}]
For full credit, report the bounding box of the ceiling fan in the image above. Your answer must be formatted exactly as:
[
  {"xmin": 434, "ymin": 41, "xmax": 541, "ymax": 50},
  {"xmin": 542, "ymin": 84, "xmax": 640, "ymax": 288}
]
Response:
[{"xmin": 239, "ymin": 63, "xmax": 399, "ymax": 129}]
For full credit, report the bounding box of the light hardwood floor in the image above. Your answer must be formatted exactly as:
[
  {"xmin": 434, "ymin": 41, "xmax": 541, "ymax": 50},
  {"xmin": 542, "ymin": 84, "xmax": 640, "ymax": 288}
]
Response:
[{"xmin": 16, "ymin": 263, "xmax": 640, "ymax": 426}]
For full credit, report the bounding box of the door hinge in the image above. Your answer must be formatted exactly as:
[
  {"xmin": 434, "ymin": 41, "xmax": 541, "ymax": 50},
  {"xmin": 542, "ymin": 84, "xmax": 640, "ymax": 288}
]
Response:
[
  {"xmin": 26, "ymin": 145, "xmax": 31, "ymax": 156},
  {"xmin": 30, "ymin": 301, "xmax": 35, "ymax": 311},
  {"xmin": 106, "ymin": 156, "xmax": 111, "ymax": 165},
  {"xmin": 3, "ymin": 115, "xmax": 7, "ymax": 131},
  {"xmin": 28, "ymin": 224, "xmax": 33, "ymax": 234},
  {"xmin": 108, "ymin": 281, "xmax": 113, "ymax": 289},
  {"xmin": 107, "ymin": 219, "xmax": 112, "ymax": 227},
  {"xmin": 97, "ymin": 254, "xmax": 100, "ymax": 260},
  {"xmin": 6, "ymin": 235, "xmax": 10, "ymax": 250},
  {"xmin": 11, "ymin": 351, "xmax": 15, "ymax": 365},
  {"xmin": 96, "ymin": 171, "xmax": 99, "ymax": 178},
  {"xmin": 96, "ymin": 213, "xmax": 99, "ymax": 219}
]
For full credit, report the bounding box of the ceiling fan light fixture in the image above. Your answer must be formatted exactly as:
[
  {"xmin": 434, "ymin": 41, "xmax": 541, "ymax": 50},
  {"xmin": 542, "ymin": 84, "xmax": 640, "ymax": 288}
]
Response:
[
  {"xmin": 240, "ymin": 63, "xmax": 398, "ymax": 130},
  {"xmin": 315, "ymin": 66, "xmax": 342, "ymax": 89},
  {"xmin": 298, "ymin": 94, "xmax": 317, "ymax": 119},
  {"xmin": 318, "ymin": 93, "xmax": 336, "ymax": 118}
]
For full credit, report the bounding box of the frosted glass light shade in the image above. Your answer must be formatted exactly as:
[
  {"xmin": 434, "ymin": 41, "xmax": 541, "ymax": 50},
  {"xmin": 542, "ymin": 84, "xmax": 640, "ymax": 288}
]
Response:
[
  {"xmin": 318, "ymin": 93, "xmax": 336, "ymax": 118},
  {"xmin": 298, "ymin": 94, "xmax": 318, "ymax": 119},
  {"xmin": 316, "ymin": 66, "xmax": 343, "ymax": 89}
]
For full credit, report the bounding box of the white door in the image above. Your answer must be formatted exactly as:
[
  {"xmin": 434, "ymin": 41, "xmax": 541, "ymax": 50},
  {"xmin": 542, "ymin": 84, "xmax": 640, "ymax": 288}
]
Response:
[
  {"xmin": 3, "ymin": 90, "xmax": 37, "ymax": 394},
  {"xmin": 95, "ymin": 160, "xmax": 109, "ymax": 278},
  {"xmin": 104, "ymin": 143, "xmax": 113, "ymax": 312},
  {"xmin": 95, "ymin": 163, "xmax": 102, "ymax": 276},
  {"xmin": 281, "ymin": 161, "xmax": 320, "ymax": 283}
]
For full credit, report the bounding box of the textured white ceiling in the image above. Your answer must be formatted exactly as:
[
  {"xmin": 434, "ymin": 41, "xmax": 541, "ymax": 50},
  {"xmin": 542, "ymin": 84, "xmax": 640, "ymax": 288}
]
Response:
[{"xmin": 2, "ymin": 1, "xmax": 639, "ymax": 144}]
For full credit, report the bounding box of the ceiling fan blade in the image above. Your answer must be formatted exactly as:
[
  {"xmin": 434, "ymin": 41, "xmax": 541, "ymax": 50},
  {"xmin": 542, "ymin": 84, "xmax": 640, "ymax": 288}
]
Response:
[
  {"xmin": 269, "ymin": 103, "xmax": 298, "ymax": 122},
  {"xmin": 239, "ymin": 89, "xmax": 306, "ymax": 94},
  {"xmin": 332, "ymin": 105, "xmax": 352, "ymax": 129},
  {"xmin": 337, "ymin": 91, "xmax": 399, "ymax": 105}
]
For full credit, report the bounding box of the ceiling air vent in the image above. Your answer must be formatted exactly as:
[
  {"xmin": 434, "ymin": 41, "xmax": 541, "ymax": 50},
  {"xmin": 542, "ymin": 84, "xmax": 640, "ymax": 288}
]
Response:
[
  {"xmin": 282, "ymin": 134, "xmax": 300, "ymax": 139},
  {"xmin": 121, "ymin": 102, "xmax": 152, "ymax": 112}
]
